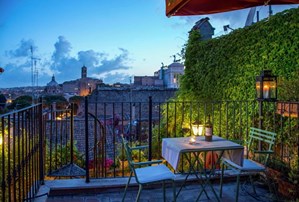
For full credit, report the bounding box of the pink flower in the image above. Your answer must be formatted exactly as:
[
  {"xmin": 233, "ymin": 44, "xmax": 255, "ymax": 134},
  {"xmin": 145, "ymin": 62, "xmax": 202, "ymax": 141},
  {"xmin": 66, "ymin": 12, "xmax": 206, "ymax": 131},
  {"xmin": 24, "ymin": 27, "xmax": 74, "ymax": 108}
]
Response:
[{"xmin": 104, "ymin": 158, "xmax": 114, "ymax": 169}]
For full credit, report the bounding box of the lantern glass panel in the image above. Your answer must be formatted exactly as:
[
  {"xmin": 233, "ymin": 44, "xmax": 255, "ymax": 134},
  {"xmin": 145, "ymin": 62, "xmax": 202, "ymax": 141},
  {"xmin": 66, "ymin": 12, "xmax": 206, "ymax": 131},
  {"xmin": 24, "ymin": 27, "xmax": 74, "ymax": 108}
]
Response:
[
  {"xmin": 192, "ymin": 124, "xmax": 204, "ymax": 136},
  {"xmin": 269, "ymin": 80, "xmax": 276, "ymax": 99},
  {"xmin": 256, "ymin": 81, "xmax": 261, "ymax": 99}
]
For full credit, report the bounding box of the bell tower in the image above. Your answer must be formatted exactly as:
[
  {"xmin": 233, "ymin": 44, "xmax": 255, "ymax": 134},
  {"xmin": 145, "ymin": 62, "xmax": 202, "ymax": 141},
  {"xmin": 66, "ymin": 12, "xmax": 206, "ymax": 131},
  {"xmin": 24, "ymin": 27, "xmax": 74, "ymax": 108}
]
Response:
[{"xmin": 81, "ymin": 65, "xmax": 87, "ymax": 78}]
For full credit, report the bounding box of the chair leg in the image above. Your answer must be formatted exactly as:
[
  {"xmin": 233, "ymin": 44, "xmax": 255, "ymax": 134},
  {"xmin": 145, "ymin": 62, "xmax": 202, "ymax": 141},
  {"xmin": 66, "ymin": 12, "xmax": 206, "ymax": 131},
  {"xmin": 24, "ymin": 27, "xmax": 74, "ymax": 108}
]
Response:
[
  {"xmin": 172, "ymin": 180, "xmax": 176, "ymax": 202},
  {"xmin": 136, "ymin": 184, "xmax": 142, "ymax": 202},
  {"xmin": 264, "ymin": 172, "xmax": 279, "ymax": 201},
  {"xmin": 249, "ymin": 175, "xmax": 257, "ymax": 194},
  {"xmin": 122, "ymin": 171, "xmax": 133, "ymax": 202},
  {"xmin": 163, "ymin": 181, "xmax": 166, "ymax": 202},
  {"xmin": 220, "ymin": 163, "xmax": 225, "ymax": 198},
  {"xmin": 235, "ymin": 174, "xmax": 240, "ymax": 202}
]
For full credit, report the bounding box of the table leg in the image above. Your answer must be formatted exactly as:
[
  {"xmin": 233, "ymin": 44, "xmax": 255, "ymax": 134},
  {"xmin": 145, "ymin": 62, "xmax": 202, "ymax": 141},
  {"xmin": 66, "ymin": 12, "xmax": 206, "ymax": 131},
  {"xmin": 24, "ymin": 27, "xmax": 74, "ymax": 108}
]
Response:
[
  {"xmin": 176, "ymin": 152, "xmax": 210, "ymax": 199},
  {"xmin": 196, "ymin": 150, "xmax": 225, "ymax": 202}
]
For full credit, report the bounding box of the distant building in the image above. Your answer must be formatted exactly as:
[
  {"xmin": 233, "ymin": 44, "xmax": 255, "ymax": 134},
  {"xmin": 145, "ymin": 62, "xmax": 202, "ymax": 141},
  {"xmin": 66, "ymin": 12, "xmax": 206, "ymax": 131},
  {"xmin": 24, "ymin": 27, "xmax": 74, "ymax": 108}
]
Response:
[
  {"xmin": 44, "ymin": 75, "xmax": 63, "ymax": 95},
  {"xmin": 134, "ymin": 62, "xmax": 184, "ymax": 89},
  {"xmin": 191, "ymin": 17, "xmax": 215, "ymax": 40},
  {"xmin": 134, "ymin": 76, "xmax": 163, "ymax": 87},
  {"xmin": 62, "ymin": 66, "xmax": 103, "ymax": 96},
  {"xmin": 162, "ymin": 62, "xmax": 184, "ymax": 88}
]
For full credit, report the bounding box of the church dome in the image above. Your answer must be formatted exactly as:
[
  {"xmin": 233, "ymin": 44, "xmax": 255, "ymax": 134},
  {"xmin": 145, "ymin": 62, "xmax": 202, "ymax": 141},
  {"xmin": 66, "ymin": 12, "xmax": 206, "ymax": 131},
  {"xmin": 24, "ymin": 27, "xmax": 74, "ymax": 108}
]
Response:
[{"xmin": 47, "ymin": 75, "xmax": 59, "ymax": 86}]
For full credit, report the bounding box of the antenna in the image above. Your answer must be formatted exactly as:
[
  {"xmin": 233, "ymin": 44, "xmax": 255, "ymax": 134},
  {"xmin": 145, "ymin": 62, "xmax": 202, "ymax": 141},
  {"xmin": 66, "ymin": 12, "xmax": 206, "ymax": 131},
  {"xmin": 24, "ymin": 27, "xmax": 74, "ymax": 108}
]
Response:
[{"xmin": 30, "ymin": 46, "xmax": 41, "ymax": 103}]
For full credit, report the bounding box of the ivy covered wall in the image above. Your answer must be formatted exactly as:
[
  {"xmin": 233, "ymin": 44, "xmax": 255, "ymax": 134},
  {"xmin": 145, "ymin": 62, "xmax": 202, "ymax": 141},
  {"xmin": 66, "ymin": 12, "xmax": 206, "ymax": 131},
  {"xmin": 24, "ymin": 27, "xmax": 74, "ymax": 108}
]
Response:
[{"xmin": 179, "ymin": 8, "xmax": 299, "ymax": 102}]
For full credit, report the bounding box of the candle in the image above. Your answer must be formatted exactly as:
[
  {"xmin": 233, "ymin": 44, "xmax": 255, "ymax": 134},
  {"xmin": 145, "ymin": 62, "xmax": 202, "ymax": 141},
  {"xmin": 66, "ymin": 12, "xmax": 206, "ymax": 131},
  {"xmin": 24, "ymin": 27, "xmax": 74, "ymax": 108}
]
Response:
[
  {"xmin": 263, "ymin": 85, "xmax": 269, "ymax": 98},
  {"xmin": 189, "ymin": 136, "xmax": 196, "ymax": 144}
]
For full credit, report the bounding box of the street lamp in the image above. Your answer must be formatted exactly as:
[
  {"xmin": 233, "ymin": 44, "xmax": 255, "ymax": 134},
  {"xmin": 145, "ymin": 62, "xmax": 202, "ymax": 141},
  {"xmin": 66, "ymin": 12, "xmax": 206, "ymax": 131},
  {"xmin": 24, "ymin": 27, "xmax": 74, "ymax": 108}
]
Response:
[{"xmin": 255, "ymin": 70, "xmax": 277, "ymax": 149}]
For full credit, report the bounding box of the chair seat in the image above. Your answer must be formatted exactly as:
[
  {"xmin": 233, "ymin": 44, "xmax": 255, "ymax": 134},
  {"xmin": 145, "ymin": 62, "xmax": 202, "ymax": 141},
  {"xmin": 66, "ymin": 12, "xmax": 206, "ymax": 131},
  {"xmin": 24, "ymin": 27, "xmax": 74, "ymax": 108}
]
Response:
[
  {"xmin": 135, "ymin": 164, "xmax": 175, "ymax": 184},
  {"xmin": 223, "ymin": 158, "xmax": 265, "ymax": 172}
]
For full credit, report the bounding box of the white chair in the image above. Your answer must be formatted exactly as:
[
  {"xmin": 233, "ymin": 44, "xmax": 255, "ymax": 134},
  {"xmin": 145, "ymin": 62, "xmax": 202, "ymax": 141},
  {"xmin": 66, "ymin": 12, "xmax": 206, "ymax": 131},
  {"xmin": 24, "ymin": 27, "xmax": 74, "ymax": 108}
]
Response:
[
  {"xmin": 219, "ymin": 127, "xmax": 277, "ymax": 202},
  {"xmin": 121, "ymin": 136, "xmax": 176, "ymax": 202}
]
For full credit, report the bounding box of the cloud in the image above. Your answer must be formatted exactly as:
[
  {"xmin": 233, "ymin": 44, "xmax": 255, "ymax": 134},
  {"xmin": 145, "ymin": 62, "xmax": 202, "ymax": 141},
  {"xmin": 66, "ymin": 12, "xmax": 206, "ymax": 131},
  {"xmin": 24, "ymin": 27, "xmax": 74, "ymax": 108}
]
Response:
[
  {"xmin": 78, "ymin": 50, "xmax": 104, "ymax": 68},
  {"xmin": 50, "ymin": 39, "xmax": 131, "ymax": 82},
  {"xmin": 96, "ymin": 48, "xmax": 130, "ymax": 74},
  {"xmin": 52, "ymin": 36, "xmax": 72, "ymax": 62},
  {"xmin": 0, "ymin": 62, "xmax": 32, "ymax": 87},
  {"xmin": 94, "ymin": 71, "xmax": 132, "ymax": 84},
  {"xmin": 1, "ymin": 32, "xmax": 135, "ymax": 88},
  {"xmin": 7, "ymin": 39, "xmax": 37, "ymax": 58},
  {"xmin": 1, "ymin": 36, "xmax": 132, "ymax": 87}
]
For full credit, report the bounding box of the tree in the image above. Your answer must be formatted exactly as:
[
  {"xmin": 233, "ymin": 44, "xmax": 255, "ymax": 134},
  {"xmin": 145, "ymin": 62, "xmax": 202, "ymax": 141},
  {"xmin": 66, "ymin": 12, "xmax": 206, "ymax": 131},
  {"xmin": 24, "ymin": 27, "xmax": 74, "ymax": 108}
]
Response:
[
  {"xmin": 0, "ymin": 94, "xmax": 7, "ymax": 114},
  {"xmin": 0, "ymin": 94, "xmax": 6, "ymax": 108},
  {"xmin": 43, "ymin": 95, "xmax": 68, "ymax": 109},
  {"xmin": 69, "ymin": 96, "xmax": 84, "ymax": 114},
  {"xmin": 7, "ymin": 95, "xmax": 32, "ymax": 110}
]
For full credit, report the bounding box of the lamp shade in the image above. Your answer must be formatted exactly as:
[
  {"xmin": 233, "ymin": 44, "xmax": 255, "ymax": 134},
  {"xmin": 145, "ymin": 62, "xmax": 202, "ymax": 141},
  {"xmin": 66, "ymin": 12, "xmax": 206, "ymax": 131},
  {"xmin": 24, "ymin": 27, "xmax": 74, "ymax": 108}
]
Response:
[{"xmin": 256, "ymin": 70, "xmax": 277, "ymax": 101}]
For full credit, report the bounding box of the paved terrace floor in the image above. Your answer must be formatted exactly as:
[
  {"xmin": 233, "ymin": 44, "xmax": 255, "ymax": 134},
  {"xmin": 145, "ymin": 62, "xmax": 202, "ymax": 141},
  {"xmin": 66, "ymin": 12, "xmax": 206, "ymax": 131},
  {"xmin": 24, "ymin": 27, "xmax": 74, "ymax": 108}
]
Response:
[{"xmin": 34, "ymin": 173, "xmax": 279, "ymax": 202}]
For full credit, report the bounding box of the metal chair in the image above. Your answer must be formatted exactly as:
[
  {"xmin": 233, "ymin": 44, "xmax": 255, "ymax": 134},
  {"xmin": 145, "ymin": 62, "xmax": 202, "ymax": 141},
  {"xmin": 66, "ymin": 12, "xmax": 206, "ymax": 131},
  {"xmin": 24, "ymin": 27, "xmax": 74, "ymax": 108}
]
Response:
[
  {"xmin": 121, "ymin": 136, "xmax": 176, "ymax": 202},
  {"xmin": 219, "ymin": 127, "xmax": 278, "ymax": 202}
]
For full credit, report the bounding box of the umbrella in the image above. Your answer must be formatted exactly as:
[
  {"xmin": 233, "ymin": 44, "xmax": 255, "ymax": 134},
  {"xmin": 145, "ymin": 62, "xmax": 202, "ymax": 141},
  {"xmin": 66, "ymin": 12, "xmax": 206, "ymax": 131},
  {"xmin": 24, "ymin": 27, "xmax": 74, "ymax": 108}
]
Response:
[{"xmin": 166, "ymin": 0, "xmax": 299, "ymax": 16}]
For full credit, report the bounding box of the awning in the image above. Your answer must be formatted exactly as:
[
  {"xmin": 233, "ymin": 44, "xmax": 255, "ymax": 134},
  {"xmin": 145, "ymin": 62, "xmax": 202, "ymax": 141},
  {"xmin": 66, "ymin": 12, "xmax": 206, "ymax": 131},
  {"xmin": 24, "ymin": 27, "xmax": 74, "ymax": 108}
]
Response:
[{"xmin": 165, "ymin": 0, "xmax": 299, "ymax": 16}]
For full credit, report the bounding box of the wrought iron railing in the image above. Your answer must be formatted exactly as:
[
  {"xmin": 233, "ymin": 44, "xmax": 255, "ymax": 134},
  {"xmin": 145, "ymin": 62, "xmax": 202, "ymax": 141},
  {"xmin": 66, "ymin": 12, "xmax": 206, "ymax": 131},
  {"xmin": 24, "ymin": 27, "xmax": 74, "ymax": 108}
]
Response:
[
  {"xmin": 0, "ymin": 104, "xmax": 44, "ymax": 202},
  {"xmin": 1, "ymin": 98, "xmax": 298, "ymax": 201},
  {"xmin": 84, "ymin": 97, "xmax": 299, "ymax": 179}
]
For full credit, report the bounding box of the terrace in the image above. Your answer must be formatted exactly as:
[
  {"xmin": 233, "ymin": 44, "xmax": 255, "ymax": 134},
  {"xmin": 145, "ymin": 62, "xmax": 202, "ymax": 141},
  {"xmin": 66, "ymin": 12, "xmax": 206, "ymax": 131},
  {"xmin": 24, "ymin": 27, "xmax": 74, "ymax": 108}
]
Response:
[{"xmin": 1, "ymin": 96, "xmax": 298, "ymax": 201}]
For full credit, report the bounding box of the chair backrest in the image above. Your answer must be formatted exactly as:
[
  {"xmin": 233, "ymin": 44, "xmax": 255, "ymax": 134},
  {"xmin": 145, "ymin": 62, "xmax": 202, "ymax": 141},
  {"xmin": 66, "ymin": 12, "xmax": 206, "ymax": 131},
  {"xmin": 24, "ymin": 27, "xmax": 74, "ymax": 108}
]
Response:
[
  {"xmin": 121, "ymin": 136, "xmax": 135, "ymax": 169},
  {"xmin": 248, "ymin": 127, "xmax": 277, "ymax": 164},
  {"xmin": 121, "ymin": 135, "xmax": 144, "ymax": 184}
]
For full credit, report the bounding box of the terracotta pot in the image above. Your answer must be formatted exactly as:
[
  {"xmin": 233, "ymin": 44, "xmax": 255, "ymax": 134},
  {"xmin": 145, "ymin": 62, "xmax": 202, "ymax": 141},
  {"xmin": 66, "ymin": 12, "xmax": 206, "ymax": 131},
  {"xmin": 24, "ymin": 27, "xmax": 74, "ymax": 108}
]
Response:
[
  {"xmin": 277, "ymin": 178, "xmax": 299, "ymax": 200},
  {"xmin": 266, "ymin": 167, "xmax": 281, "ymax": 181}
]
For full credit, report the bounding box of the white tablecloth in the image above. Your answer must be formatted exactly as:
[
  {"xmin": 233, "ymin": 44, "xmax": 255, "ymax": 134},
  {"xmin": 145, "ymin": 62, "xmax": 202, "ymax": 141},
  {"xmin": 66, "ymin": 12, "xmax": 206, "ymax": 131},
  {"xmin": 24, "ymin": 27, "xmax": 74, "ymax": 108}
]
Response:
[{"xmin": 162, "ymin": 136, "xmax": 244, "ymax": 170}]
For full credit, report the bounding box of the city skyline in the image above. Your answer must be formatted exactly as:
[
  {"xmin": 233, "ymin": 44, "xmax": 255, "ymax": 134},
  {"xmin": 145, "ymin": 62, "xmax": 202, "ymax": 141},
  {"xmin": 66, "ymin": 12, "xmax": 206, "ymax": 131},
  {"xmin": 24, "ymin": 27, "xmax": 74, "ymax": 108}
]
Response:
[{"xmin": 0, "ymin": 0, "xmax": 296, "ymax": 88}]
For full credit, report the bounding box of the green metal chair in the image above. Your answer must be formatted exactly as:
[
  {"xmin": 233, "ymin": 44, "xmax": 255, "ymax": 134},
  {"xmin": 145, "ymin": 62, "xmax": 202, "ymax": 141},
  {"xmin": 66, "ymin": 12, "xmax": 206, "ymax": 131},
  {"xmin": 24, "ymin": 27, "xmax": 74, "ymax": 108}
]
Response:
[
  {"xmin": 121, "ymin": 136, "xmax": 176, "ymax": 202},
  {"xmin": 219, "ymin": 127, "xmax": 277, "ymax": 202}
]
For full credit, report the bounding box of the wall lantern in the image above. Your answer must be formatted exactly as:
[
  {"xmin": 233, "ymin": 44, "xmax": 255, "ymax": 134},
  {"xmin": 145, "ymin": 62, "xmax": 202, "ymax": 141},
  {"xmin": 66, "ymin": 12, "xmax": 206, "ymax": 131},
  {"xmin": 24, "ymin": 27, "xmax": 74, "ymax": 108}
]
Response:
[{"xmin": 256, "ymin": 70, "xmax": 277, "ymax": 102}]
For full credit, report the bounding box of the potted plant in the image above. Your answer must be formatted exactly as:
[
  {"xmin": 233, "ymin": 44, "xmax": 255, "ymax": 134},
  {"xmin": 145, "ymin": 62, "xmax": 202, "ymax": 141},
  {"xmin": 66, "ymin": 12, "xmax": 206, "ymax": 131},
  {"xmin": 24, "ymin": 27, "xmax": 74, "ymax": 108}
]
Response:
[{"xmin": 116, "ymin": 143, "xmax": 129, "ymax": 170}]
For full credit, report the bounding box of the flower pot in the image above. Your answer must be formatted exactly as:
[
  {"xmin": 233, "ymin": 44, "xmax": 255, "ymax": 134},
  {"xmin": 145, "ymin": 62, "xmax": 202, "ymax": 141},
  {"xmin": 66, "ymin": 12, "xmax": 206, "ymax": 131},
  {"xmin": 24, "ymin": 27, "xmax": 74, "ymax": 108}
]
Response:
[
  {"xmin": 266, "ymin": 167, "xmax": 281, "ymax": 181},
  {"xmin": 277, "ymin": 178, "xmax": 299, "ymax": 200}
]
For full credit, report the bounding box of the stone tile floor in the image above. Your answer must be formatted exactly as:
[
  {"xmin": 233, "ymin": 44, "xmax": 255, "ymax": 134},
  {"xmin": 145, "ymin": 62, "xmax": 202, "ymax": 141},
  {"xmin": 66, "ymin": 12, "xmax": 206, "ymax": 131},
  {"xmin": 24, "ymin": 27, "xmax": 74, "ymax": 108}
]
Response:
[
  {"xmin": 36, "ymin": 176, "xmax": 279, "ymax": 202},
  {"xmin": 46, "ymin": 182, "xmax": 276, "ymax": 202}
]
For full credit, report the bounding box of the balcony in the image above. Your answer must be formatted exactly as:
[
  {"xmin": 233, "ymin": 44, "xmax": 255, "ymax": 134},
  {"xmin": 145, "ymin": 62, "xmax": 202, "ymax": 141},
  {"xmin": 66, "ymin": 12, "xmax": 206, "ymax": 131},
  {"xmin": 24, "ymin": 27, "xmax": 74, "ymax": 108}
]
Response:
[{"xmin": 0, "ymin": 98, "xmax": 298, "ymax": 201}]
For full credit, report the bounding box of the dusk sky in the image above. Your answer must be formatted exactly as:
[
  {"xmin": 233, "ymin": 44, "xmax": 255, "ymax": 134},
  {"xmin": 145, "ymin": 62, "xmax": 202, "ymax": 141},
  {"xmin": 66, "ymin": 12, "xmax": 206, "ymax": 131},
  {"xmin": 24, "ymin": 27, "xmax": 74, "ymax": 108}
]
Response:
[{"xmin": 0, "ymin": 0, "xmax": 297, "ymax": 88}]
